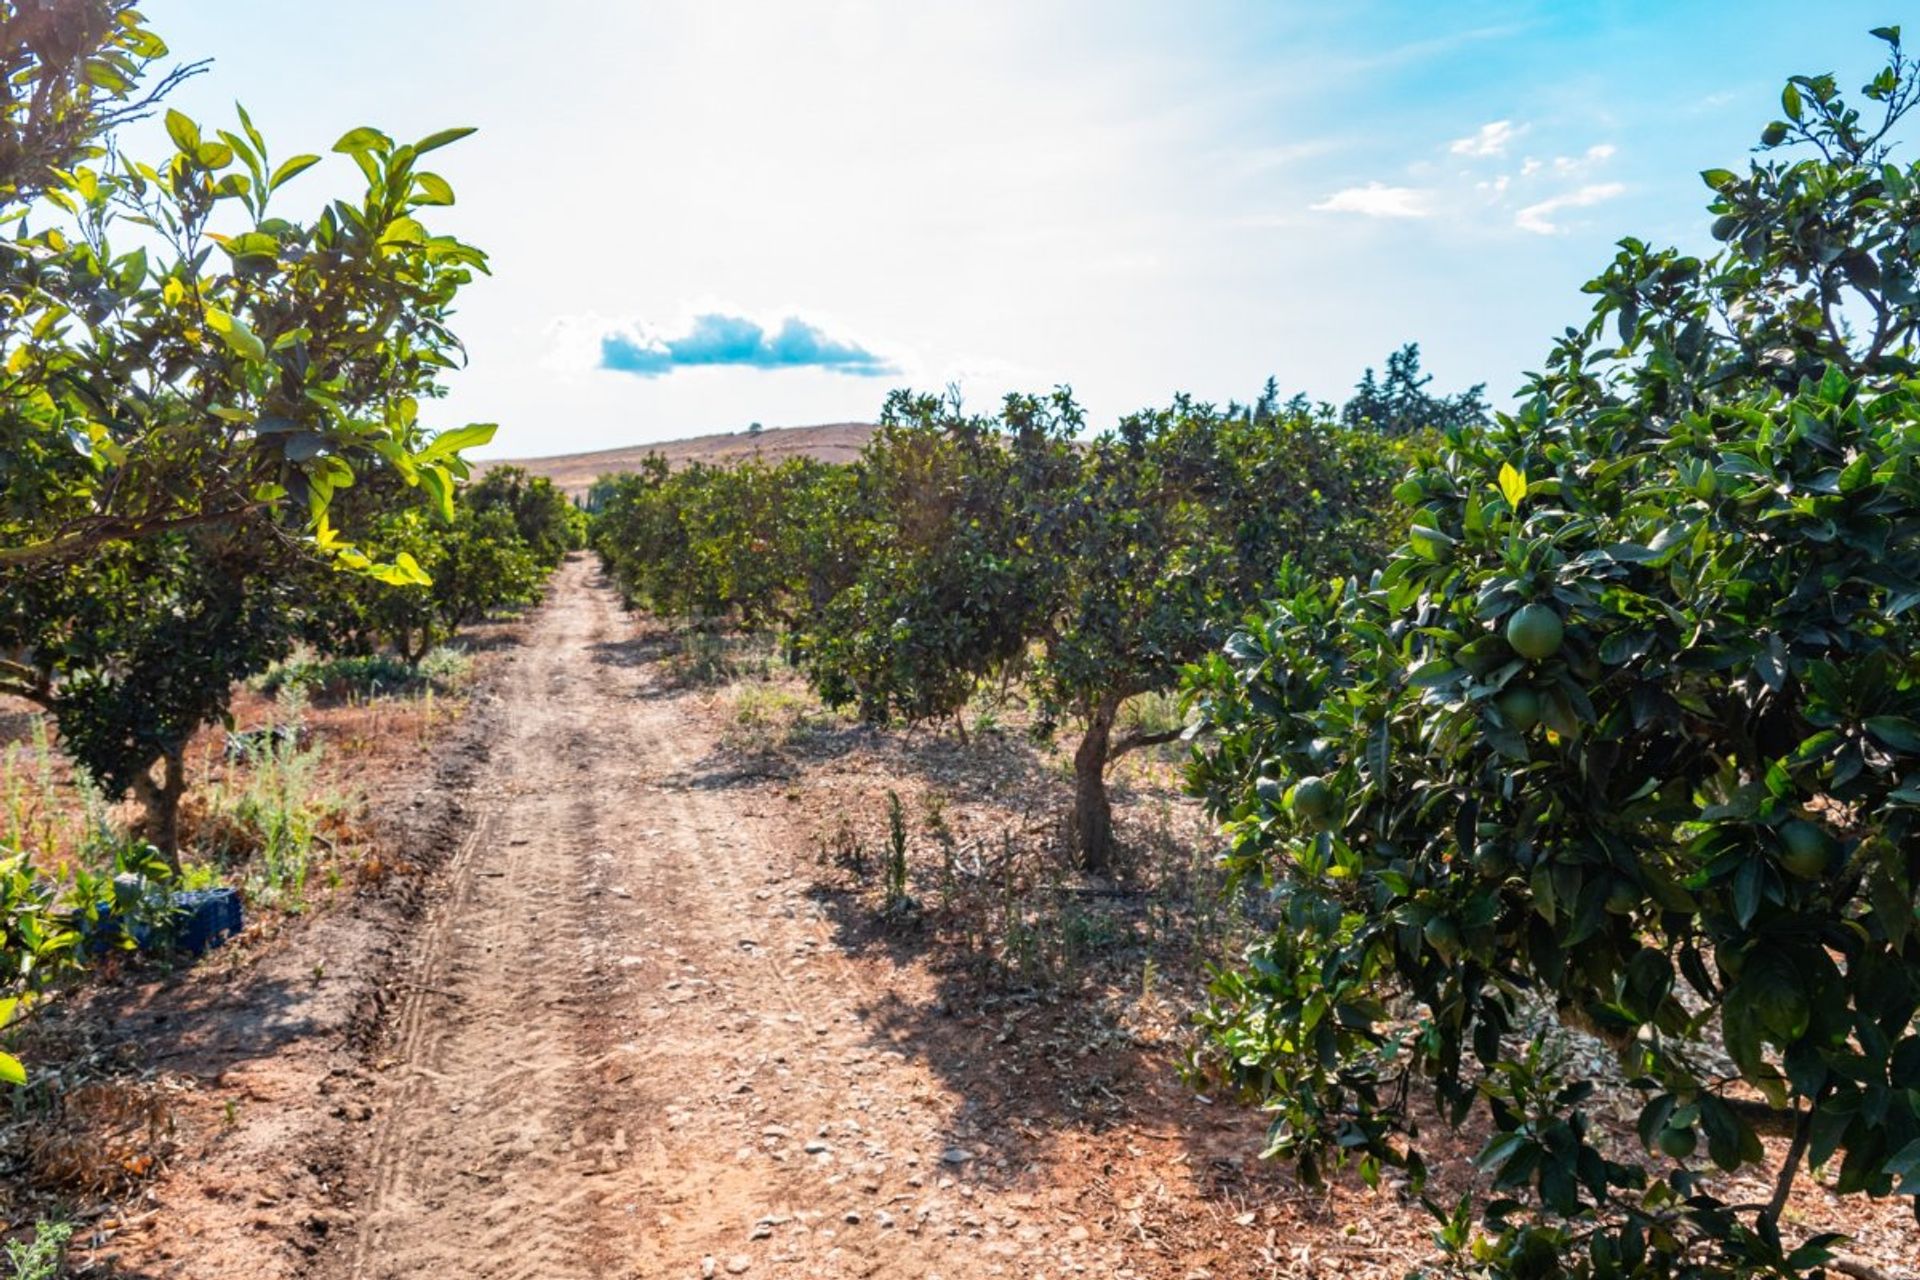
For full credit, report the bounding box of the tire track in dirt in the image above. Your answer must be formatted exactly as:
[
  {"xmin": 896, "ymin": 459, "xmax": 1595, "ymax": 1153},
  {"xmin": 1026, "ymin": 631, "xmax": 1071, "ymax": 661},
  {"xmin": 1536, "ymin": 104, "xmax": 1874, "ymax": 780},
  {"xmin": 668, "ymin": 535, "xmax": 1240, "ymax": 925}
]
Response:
[{"xmin": 343, "ymin": 559, "xmax": 1091, "ymax": 1280}]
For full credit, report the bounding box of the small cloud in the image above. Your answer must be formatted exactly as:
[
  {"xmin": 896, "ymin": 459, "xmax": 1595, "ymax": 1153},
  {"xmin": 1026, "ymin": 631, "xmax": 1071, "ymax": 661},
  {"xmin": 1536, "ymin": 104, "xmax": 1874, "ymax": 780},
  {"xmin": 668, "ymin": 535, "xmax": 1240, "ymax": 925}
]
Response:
[
  {"xmin": 1312, "ymin": 182, "xmax": 1433, "ymax": 219},
  {"xmin": 1450, "ymin": 120, "xmax": 1525, "ymax": 157},
  {"xmin": 1515, "ymin": 182, "xmax": 1626, "ymax": 234},
  {"xmin": 1553, "ymin": 143, "xmax": 1618, "ymax": 175},
  {"xmin": 598, "ymin": 312, "xmax": 897, "ymax": 378}
]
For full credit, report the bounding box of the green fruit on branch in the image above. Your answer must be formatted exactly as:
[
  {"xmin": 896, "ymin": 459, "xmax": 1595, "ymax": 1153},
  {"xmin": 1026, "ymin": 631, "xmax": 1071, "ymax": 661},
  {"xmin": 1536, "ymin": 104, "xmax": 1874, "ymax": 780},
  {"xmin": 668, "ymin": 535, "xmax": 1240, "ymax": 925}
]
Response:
[
  {"xmin": 1422, "ymin": 915, "xmax": 1462, "ymax": 958},
  {"xmin": 1506, "ymin": 604, "xmax": 1566, "ymax": 661},
  {"xmin": 1656, "ymin": 1125, "xmax": 1697, "ymax": 1158},
  {"xmin": 1778, "ymin": 820, "xmax": 1836, "ymax": 880},
  {"xmin": 1290, "ymin": 775, "xmax": 1335, "ymax": 824},
  {"xmin": 1496, "ymin": 686, "xmax": 1541, "ymax": 732},
  {"xmin": 1471, "ymin": 841, "xmax": 1514, "ymax": 879}
]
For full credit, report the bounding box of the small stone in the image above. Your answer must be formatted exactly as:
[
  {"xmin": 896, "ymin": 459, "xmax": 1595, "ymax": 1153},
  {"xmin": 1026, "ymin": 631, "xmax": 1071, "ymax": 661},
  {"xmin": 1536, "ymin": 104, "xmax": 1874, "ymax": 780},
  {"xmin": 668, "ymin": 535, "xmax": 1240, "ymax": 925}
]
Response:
[
  {"xmin": 843, "ymin": 1210, "xmax": 862, "ymax": 1224},
  {"xmin": 1068, "ymin": 1225, "xmax": 1091, "ymax": 1243},
  {"xmin": 803, "ymin": 1140, "xmax": 831, "ymax": 1154},
  {"xmin": 700, "ymin": 1258, "xmax": 716, "ymax": 1279},
  {"xmin": 939, "ymin": 1147, "xmax": 973, "ymax": 1165},
  {"xmin": 726, "ymin": 1257, "xmax": 752, "ymax": 1275}
]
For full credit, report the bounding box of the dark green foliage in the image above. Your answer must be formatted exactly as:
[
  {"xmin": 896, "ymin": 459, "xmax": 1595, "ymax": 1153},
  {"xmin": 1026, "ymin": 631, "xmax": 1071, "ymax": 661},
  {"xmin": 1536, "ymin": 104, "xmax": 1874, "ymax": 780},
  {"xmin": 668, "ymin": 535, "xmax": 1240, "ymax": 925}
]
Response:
[
  {"xmin": 1341, "ymin": 342, "xmax": 1490, "ymax": 436},
  {"xmin": 305, "ymin": 496, "xmax": 548, "ymax": 663},
  {"xmin": 799, "ymin": 389, "xmax": 1080, "ymax": 724},
  {"xmin": 1035, "ymin": 398, "xmax": 1408, "ymax": 871},
  {"xmin": 592, "ymin": 454, "xmax": 860, "ymax": 630},
  {"xmin": 1186, "ymin": 30, "xmax": 1920, "ymax": 1278},
  {"xmin": 1, "ymin": 529, "xmax": 305, "ymax": 861},
  {"xmin": 468, "ymin": 466, "xmax": 586, "ymax": 570}
]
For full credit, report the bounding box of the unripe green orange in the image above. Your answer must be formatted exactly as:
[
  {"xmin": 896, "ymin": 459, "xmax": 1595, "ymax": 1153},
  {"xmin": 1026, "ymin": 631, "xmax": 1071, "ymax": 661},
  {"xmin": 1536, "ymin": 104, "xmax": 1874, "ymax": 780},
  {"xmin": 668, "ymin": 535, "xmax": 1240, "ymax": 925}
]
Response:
[{"xmin": 1506, "ymin": 604, "xmax": 1565, "ymax": 661}]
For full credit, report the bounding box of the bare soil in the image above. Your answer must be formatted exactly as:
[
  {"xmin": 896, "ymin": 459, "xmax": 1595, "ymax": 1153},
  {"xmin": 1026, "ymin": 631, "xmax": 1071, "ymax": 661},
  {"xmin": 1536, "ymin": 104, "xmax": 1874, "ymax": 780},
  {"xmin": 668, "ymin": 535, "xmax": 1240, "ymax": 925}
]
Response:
[{"xmin": 13, "ymin": 558, "xmax": 1916, "ymax": 1279}]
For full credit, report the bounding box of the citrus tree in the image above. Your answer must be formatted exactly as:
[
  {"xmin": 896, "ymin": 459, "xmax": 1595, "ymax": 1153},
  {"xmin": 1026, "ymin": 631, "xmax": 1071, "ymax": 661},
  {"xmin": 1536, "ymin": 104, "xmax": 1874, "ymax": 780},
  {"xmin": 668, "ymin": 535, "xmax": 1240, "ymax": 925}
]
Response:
[
  {"xmin": 0, "ymin": 2, "xmax": 494, "ymax": 1085},
  {"xmin": 469, "ymin": 465, "xmax": 585, "ymax": 571},
  {"xmin": 1186, "ymin": 30, "xmax": 1920, "ymax": 1278},
  {"xmin": 591, "ymin": 455, "xmax": 858, "ymax": 629},
  {"xmin": 0, "ymin": 2, "xmax": 493, "ymax": 579},
  {"xmin": 799, "ymin": 389, "xmax": 1079, "ymax": 725},
  {"xmin": 1041, "ymin": 402, "xmax": 1406, "ymax": 873}
]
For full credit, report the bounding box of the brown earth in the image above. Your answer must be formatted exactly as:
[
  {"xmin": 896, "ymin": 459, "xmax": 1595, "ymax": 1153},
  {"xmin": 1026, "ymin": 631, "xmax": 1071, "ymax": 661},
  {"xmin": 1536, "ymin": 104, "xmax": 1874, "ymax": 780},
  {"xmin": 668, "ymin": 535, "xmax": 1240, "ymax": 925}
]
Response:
[
  {"xmin": 15, "ymin": 558, "xmax": 1917, "ymax": 1279},
  {"xmin": 485, "ymin": 422, "xmax": 876, "ymax": 500}
]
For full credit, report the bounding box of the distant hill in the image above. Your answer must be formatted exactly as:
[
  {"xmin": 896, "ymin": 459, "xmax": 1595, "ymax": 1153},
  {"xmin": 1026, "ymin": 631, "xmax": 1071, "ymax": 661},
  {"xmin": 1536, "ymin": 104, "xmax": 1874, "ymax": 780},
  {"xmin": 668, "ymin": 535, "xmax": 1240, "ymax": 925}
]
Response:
[{"xmin": 485, "ymin": 422, "xmax": 877, "ymax": 499}]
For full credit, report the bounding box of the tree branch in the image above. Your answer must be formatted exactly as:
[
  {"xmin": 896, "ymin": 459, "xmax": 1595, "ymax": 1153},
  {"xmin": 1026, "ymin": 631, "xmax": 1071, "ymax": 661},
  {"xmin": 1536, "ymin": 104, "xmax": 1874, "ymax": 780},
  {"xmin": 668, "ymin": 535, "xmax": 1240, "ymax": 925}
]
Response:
[
  {"xmin": 0, "ymin": 501, "xmax": 264, "ymax": 569},
  {"xmin": 1763, "ymin": 1102, "xmax": 1812, "ymax": 1228},
  {"xmin": 1109, "ymin": 724, "xmax": 1187, "ymax": 761},
  {"xmin": 0, "ymin": 658, "xmax": 53, "ymax": 708}
]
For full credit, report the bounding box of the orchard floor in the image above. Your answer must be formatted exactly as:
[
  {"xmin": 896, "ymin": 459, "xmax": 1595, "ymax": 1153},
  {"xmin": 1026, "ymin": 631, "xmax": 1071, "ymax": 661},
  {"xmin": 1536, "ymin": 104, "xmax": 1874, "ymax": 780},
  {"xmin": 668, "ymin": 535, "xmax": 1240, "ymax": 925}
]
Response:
[{"xmin": 24, "ymin": 556, "xmax": 1920, "ymax": 1279}]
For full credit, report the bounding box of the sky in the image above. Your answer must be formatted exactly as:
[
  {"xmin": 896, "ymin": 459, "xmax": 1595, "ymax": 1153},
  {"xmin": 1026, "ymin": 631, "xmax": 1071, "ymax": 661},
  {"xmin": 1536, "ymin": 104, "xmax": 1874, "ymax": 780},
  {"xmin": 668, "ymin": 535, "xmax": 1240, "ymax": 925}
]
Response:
[{"xmin": 142, "ymin": 1, "xmax": 1910, "ymax": 458}]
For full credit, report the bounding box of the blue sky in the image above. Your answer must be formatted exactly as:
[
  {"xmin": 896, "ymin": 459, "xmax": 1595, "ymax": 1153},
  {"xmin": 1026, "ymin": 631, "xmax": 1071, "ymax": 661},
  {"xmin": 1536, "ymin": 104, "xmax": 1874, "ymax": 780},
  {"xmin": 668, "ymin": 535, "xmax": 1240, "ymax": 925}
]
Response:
[{"xmin": 143, "ymin": 1, "xmax": 1909, "ymax": 457}]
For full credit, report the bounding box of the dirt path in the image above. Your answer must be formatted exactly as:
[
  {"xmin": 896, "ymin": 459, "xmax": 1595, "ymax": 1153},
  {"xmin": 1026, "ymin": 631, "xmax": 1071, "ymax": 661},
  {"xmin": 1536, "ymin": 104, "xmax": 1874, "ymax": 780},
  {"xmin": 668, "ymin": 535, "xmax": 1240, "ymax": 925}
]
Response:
[{"xmin": 344, "ymin": 558, "xmax": 1096, "ymax": 1279}]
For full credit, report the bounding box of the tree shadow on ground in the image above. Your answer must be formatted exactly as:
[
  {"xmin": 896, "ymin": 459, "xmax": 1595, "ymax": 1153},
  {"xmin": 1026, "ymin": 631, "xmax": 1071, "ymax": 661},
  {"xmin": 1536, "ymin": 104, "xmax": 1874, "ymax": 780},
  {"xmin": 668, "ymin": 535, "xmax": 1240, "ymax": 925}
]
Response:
[{"xmin": 780, "ymin": 778, "xmax": 1313, "ymax": 1206}]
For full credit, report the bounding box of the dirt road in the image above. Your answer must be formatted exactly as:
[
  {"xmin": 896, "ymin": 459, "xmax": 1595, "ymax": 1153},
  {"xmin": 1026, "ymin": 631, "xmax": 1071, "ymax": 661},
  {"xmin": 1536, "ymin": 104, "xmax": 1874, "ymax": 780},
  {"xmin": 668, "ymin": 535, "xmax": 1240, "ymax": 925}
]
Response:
[{"xmin": 343, "ymin": 558, "xmax": 1120, "ymax": 1279}]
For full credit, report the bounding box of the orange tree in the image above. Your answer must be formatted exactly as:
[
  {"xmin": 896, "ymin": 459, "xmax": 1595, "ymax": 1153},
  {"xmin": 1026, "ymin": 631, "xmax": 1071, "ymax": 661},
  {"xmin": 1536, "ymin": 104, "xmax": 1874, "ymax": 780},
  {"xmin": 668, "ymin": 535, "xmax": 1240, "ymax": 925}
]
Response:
[
  {"xmin": 1186, "ymin": 30, "xmax": 1920, "ymax": 1278},
  {"xmin": 794, "ymin": 388, "xmax": 1406, "ymax": 873},
  {"xmin": 468, "ymin": 465, "xmax": 585, "ymax": 571},
  {"xmin": 1037, "ymin": 400, "xmax": 1406, "ymax": 873},
  {"xmin": 0, "ymin": 3, "xmax": 491, "ymax": 578},
  {"xmin": 592, "ymin": 455, "xmax": 860, "ymax": 630},
  {"xmin": 0, "ymin": 2, "xmax": 490, "ymax": 1086},
  {"xmin": 798, "ymin": 388, "xmax": 1080, "ymax": 725}
]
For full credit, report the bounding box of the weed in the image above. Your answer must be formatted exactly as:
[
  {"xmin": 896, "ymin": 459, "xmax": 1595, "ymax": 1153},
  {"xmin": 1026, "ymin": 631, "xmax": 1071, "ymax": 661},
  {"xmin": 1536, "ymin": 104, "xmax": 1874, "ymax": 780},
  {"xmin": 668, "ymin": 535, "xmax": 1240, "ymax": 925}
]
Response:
[
  {"xmin": 882, "ymin": 790, "xmax": 913, "ymax": 914},
  {"xmin": 255, "ymin": 645, "xmax": 471, "ymax": 702},
  {"xmin": 719, "ymin": 680, "xmax": 823, "ymax": 754},
  {"xmin": 4, "ymin": 1220, "xmax": 70, "ymax": 1280},
  {"xmin": 817, "ymin": 815, "xmax": 865, "ymax": 878},
  {"xmin": 199, "ymin": 694, "xmax": 351, "ymax": 911}
]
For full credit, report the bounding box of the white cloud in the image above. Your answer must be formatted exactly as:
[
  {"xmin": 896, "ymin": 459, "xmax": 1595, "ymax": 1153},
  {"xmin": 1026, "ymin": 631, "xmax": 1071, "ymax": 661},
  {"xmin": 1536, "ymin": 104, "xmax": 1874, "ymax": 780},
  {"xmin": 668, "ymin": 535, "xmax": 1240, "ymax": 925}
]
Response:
[
  {"xmin": 1554, "ymin": 143, "xmax": 1618, "ymax": 174},
  {"xmin": 1312, "ymin": 182, "xmax": 1433, "ymax": 219},
  {"xmin": 1450, "ymin": 119, "xmax": 1525, "ymax": 157},
  {"xmin": 1515, "ymin": 182, "xmax": 1626, "ymax": 234}
]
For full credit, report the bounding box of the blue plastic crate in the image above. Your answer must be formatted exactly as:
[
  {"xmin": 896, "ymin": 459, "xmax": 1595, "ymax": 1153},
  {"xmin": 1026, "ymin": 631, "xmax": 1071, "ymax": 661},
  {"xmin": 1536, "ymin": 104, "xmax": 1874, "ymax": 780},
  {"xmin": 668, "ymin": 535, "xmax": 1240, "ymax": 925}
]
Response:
[{"xmin": 82, "ymin": 878, "xmax": 243, "ymax": 958}]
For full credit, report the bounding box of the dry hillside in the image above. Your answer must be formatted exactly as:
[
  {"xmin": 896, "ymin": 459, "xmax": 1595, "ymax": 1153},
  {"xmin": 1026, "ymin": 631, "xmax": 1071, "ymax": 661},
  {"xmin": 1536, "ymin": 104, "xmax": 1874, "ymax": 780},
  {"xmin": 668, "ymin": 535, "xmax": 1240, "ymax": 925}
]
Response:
[{"xmin": 485, "ymin": 421, "xmax": 877, "ymax": 499}]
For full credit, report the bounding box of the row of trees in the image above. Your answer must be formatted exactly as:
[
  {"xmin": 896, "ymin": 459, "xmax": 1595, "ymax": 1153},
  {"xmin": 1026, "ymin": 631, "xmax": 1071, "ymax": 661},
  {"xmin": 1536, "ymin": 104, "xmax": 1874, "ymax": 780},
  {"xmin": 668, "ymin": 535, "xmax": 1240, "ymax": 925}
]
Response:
[
  {"xmin": 592, "ymin": 388, "xmax": 1412, "ymax": 872},
  {"xmin": 1187, "ymin": 28, "xmax": 1920, "ymax": 1280}
]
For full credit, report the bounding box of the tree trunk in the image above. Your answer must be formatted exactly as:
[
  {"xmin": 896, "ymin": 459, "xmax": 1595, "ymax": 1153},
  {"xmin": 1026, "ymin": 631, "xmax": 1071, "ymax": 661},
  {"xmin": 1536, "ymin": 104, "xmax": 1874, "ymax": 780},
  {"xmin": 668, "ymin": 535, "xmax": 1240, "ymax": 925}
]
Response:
[
  {"xmin": 1072, "ymin": 694, "xmax": 1121, "ymax": 876},
  {"xmin": 132, "ymin": 746, "xmax": 187, "ymax": 873}
]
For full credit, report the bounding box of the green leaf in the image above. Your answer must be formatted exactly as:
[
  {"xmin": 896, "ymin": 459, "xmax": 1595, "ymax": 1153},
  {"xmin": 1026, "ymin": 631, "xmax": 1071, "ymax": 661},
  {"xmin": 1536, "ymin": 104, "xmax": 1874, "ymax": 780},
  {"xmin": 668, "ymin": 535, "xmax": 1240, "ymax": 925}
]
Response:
[
  {"xmin": 1782, "ymin": 82, "xmax": 1804, "ymax": 121},
  {"xmin": 1498, "ymin": 462, "xmax": 1527, "ymax": 509},
  {"xmin": 0, "ymin": 1049, "xmax": 24, "ymax": 1087},
  {"xmin": 412, "ymin": 172, "xmax": 456, "ymax": 206},
  {"xmin": 1889, "ymin": 1137, "xmax": 1920, "ymax": 1193},
  {"xmin": 333, "ymin": 126, "xmax": 393, "ymax": 156},
  {"xmin": 417, "ymin": 423, "xmax": 497, "ymax": 462},
  {"xmin": 414, "ymin": 126, "xmax": 478, "ymax": 155},
  {"xmin": 417, "ymin": 464, "xmax": 455, "ymax": 521},
  {"xmin": 269, "ymin": 154, "xmax": 322, "ymax": 191},
  {"xmin": 1700, "ymin": 168, "xmax": 1737, "ymax": 190},
  {"xmin": 1865, "ymin": 716, "xmax": 1920, "ymax": 754},
  {"xmin": 204, "ymin": 308, "xmax": 267, "ymax": 362},
  {"xmin": 165, "ymin": 108, "xmax": 200, "ymax": 153}
]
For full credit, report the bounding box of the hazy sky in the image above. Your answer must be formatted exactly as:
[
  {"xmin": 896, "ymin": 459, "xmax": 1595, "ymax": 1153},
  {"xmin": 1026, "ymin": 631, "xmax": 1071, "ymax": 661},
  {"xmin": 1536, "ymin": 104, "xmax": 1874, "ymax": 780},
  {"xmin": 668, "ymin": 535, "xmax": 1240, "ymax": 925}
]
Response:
[{"xmin": 144, "ymin": 2, "xmax": 1907, "ymax": 458}]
